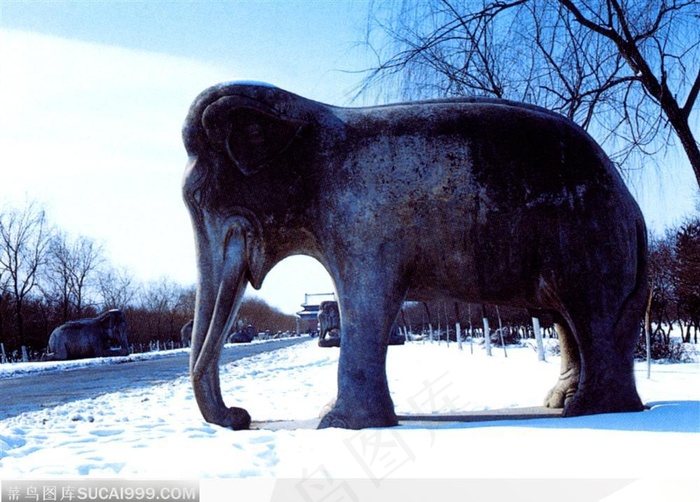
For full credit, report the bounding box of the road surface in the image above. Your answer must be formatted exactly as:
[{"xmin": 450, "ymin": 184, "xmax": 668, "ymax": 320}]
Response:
[{"xmin": 0, "ymin": 337, "xmax": 310, "ymax": 420}]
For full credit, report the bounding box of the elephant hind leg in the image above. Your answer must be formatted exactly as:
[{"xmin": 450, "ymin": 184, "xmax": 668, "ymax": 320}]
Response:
[
  {"xmin": 561, "ymin": 300, "xmax": 644, "ymax": 417},
  {"xmin": 544, "ymin": 313, "xmax": 580, "ymax": 409}
]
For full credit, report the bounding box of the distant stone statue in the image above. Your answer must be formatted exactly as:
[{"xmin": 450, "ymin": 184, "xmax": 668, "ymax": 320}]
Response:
[
  {"xmin": 318, "ymin": 301, "xmax": 341, "ymax": 347},
  {"xmin": 229, "ymin": 325, "xmax": 255, "ymax": 344},
  {"xmin": 44, "ymin": 310, "xmax": 129, "ymax": 361},
  {"xmin": 182, "ymin": 82, "xmax": 647, "ymax": 430},
  {"xmin": 181, "ymin": 319, "xmax": 193, "ymax": 348},
  {"xmin": 317, "ymin": 300, "xmax": 404, "ymax": 348}
]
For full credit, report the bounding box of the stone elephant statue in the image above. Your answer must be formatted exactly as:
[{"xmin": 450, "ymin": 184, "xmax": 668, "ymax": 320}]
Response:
[
  {"xmin": 317, "ymin": 301, "xmax": 341, "ymax": 347},
  {"xmin": 317, "ymin": 301, "xmax": 404, "ymax": 348},
  {"xmin": 182, "ymin": 82, "xmax": 648, "ymax": 430},
  {"xmin": 45, "ymin": 309, "xmax": 129, "ymax": 361},
  {"xmin": 181, "ymin": 319, "xmax": 193, "ymax": 348},
  {"xmin": 229, "ymin": 324, "xmax": 255, "ymax": 344}
]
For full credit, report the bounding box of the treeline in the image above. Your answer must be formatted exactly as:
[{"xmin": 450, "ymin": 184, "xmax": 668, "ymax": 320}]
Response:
[
  {"xmin": 396, "ymin": 214, "xmax": 700, "ymax": 358},
  {"xmin": 0, "ymin": 201, "xmax": 296, "ymax": 359},
  {"xmin": 647, "ymin": 215, "xmax": 700, "ymax": 344},
  {"xmin": 3, "ymin": 199, "xmax": 697, "ymax": 360},
  {"xmin": 398, "ymin": 301, "xmax": 535, "ymax": 341}
]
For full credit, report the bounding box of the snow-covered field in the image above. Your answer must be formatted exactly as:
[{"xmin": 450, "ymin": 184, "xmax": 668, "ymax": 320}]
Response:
[{"xmin": 1, "ymin": 339, "xmax": 698, "ymax": 501}]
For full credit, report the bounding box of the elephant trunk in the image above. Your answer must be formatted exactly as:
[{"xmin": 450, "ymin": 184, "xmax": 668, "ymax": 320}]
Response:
[{"xmin": 190, "ymin": 226, "xmax": 252, "ymax": 430}]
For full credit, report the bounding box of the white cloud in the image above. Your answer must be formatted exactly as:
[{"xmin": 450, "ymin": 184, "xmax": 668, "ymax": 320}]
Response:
[
  {"xmin": 0, "ymin": 29, "xmax": 235, "ymax": 286},
  {"xmin": 0, "ymin": 29, "xmax": 336, "ymax": 312}
]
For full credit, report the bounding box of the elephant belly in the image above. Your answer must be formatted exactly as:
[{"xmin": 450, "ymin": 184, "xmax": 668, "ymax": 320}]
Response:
[
  {"xmin": 406, "ymin": 247, "xmax": 539, "ymax": 309},
  {"xmin": 65, "ymin": 342, "xmax": 98, "ymax": 360},
  {"xmin": 56, "ymin": 328, "xmax": 100, "ymax": 360}
]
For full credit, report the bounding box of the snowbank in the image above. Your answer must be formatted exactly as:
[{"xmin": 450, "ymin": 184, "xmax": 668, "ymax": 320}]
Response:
[{"xmin": 1, "ymin": 340, "xmax": 698, "ymax": 500}]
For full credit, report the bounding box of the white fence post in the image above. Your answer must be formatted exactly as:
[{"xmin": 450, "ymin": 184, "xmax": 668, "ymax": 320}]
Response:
[
  {"xmin": 483, "ymin": 317, "xmax": 492, "ymax": 357},
  {"xmin": 532, "ymin": 317, "xmax": 545, "ymax": 362}
]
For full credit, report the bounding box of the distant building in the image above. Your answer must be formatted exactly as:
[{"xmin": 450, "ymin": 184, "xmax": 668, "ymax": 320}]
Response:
[{"xmin": 296, "ymin": 292, "xmax": 336, "ymax": 334}]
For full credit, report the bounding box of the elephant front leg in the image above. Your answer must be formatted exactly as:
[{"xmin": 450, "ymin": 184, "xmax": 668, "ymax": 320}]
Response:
[
  {"xmin": 318, "ymin": 286, "xmax": 402, "ymax": 429},
  {"xmin": 192, "ymin": 363, "xmax": 251, "ymax": 430}
]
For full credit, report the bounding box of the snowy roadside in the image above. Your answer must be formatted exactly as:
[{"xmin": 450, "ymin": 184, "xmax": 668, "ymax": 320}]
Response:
[
  {"xmin": 0, "ymin": 339, "xmax": 698, "ymax": 496},
  {"xmin": 0, "ymin": 338, "xmax": 290, "ymax": 380},
  {"xmin": 0, "ymin": 349, "xmax": 189, "ymax": 380}
]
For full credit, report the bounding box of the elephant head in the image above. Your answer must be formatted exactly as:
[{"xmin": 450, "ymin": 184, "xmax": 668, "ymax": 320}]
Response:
[
  {"xmin": 98, "ymin": 309, "xmax": 128, "ymax": 353},
  {"xmin": 183, "ymin": 82, "xmax": 647, "ymax": 430},
  {"xmin": 182, "ymin": 83, "xmax": 336, "ymax": 429}
]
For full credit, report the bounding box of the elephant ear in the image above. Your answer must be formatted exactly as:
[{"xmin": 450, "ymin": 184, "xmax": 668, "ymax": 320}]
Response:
[
  {"xmin": 97, "ymin": 312, "xmax": 113, "ymax": 335},
  {"xmin": 202, "ymin": 96, "xmax": 307, "ymax": 176}
]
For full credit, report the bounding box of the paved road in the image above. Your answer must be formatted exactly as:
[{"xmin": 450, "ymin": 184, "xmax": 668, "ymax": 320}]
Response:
[{"xmin": 0, "ymin": 337, "xmax": 310, "ymax": 420}]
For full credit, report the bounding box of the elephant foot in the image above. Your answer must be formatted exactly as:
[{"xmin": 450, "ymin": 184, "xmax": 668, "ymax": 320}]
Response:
[
  {"xmin": 544, "ymin": 386, "xmax": 574, "ymax": 409},
  {"xmin": 544, "ymin": 370, "xmax": 579, "ymax": 409},
  {"xmin": 562, "ymin": 387, "xmax": 645, "ymax": 417},
  {"xmin": 208, "ymin": 406, "xmax": 252, "ymax": 430},
  {"xmin": 317, "ymin": 402, "xmax": 398, "ymax": 430}
]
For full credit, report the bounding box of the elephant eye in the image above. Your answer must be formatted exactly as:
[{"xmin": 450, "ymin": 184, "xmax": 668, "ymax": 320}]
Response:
[
  {"xmin": 217, "ymin": 104, "xmax": 308, "ymax": 176},
  {"xmin": 246, "ymin": 123, "xmax": 265, "ymax": 145}
]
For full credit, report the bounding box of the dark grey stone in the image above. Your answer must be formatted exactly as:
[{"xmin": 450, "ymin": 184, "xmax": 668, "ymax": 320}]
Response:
[{"xmin": 182, "ymin": 82, "xmax": 647, "ymax": 430}]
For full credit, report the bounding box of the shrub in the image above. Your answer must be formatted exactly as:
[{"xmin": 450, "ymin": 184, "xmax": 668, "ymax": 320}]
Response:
[{"xmin": 635, "ymin": 334, "xmax": 697, "ymax": 363}]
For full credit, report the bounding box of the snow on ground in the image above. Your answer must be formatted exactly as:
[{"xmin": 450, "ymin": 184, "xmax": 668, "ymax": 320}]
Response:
[{"xmin": 0, "ymin": 339, "xmax": 698, "ymax": 499}]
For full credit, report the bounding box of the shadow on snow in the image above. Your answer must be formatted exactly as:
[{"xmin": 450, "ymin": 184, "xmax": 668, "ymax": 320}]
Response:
[{"xmin": 397, "ymin": 401, "xmax": 700, "ymax": 434}]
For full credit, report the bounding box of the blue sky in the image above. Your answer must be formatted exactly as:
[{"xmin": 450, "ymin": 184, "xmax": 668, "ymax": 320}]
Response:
[
  {"xmin": 0, "ymin": 1, "xmax": 373, "ymax": 101},
  {"xmin": 0, "ymin": 1, "xmax": 374, "ymax": 314},
  {"xmin": 0, "ymin": 1, "xmax": 697, "ymax": 314}
]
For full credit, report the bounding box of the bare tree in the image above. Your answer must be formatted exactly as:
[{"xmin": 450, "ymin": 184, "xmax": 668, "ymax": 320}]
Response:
[
  {"xmin": 673, "ymin": 217, "xmax": 700, "ymax": 341},
  {"xmin": 0, "ymin": 201, "xmax": 52, "ymax": 345},
  {"xmin": 0, "ymin": 252, "xmax": 10, "ymax": 345},
  {"xmin": 44, "ymin": 232, "xmax": 104, "ymax": 322},
  {"xmin": 363, "ymin": 0, "xmax": 700, "ymax": 183},
  {"xmin": 134, "ymin": 278, "xmax": 193, "ymax": 345},
  {"xmin": 648, "ymin": 232, "xmax": 678, "ymax": 340},
  {"xmin": 97, "ymin": 265, "xmax": 137, "ymax": 311},
  {"xmin": 234, "ymin": 297, "xmax": 297, "ymax": 333}
]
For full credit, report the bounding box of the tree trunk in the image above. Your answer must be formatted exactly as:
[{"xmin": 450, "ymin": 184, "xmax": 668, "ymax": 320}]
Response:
[
  {"xmin": 645, "ymin": 277, "xmax": 654, "ymax": 379},
  {"xmin": 495, "ymin": 305, "xmax": 507, "ymax": 358},
  {"xmin": 14, "ymin": 299, "xmax": 25, "ymax": 346},
  {"xmin": 673, "ymin": 119, "xmax": 700, "ymax": 187}
]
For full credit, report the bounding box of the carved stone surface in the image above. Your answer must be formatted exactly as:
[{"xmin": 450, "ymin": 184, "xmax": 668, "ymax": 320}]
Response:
[{"xmin": 182, "ymin": 82, "xmax": 648, "ymax": 430}]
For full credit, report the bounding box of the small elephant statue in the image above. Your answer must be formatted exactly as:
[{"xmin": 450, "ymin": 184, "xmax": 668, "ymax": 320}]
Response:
[
  {"xmin": 181, "ymin": 319, "xmax": 193, "ymax": 348},
  {"xmin": 317, "ymin": 301, "xmax": 404, "ymax": 348},
  {"xmin": 229, "ymin": 325, "xmax": 255, "ymax": 344},
  {"xmin": 45, "ymin": 309, "xmax": 129, "ymax": 361},
  {"xmin": 182, "ymin": 82, "xmax": 648, "ymax": 430},
  {"xmin": 317, "ymin": 301, "xmax": 341, "ymax": 347}
]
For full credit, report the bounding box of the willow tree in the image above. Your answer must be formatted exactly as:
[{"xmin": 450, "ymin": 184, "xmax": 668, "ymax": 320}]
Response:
[{"xmin": 363, "ymin": 0, "xmax": 700, "ymax": 184}]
